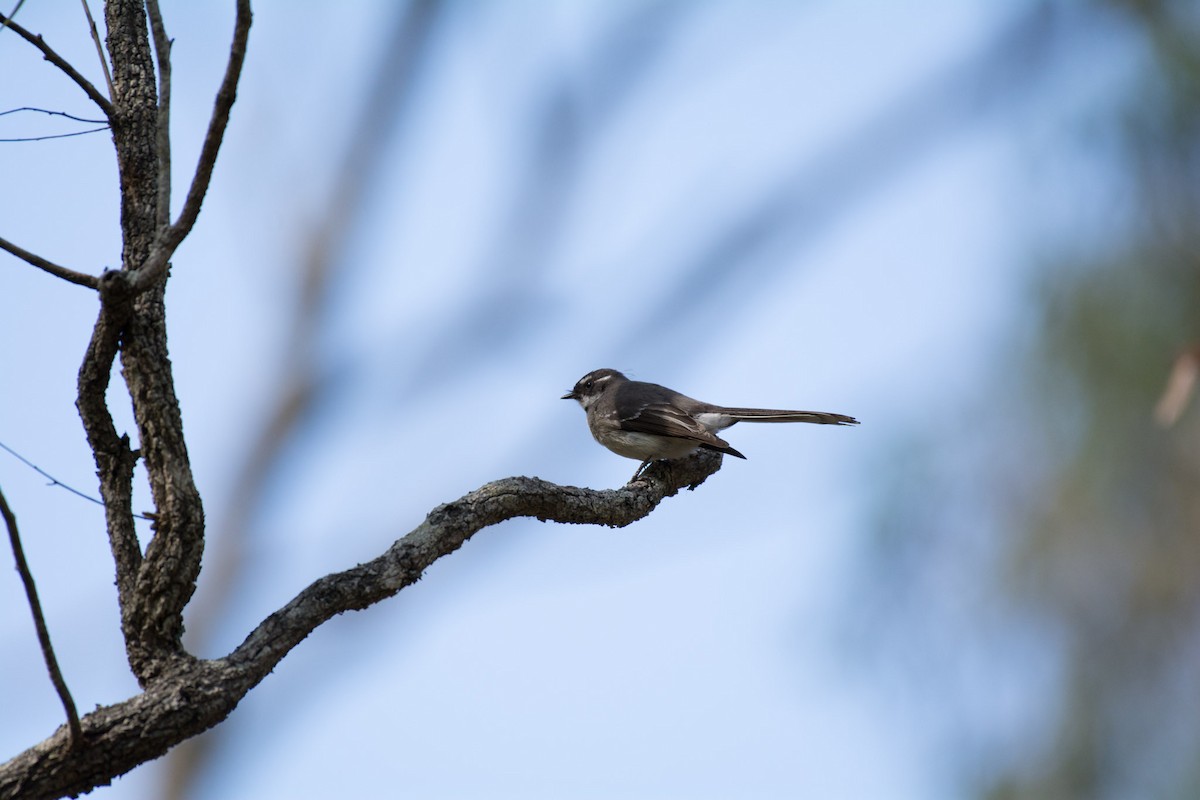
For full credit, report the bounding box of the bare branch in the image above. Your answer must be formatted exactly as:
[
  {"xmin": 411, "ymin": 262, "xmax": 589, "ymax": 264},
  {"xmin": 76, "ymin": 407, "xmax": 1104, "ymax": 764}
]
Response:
[
  {"xmin": 229, "ymin": 455, "xmax": 723, "ymax": 670},
  {"xmin": 93, "ymin": 0, "xmax": 215, "ymax": 685},
  {"xmin": 0, "ymin": 453, "xmax": 722, "ymax": 799},
  {"xmin": 75, "ymin": 278, "xmax": 144, "ymax": 668},
  {"xmin": 0, "ymin": 439, "xmax": 153, "ymax": 519},
  {"xmin": 130, "ymin": 0, "xmax": 251, "ymax": 292},
  {"xmin": 0, "ymin": 125, "xmax": 109, "ymax": 142},
  {"xmin": 0, "ymin": 11, "xmax": 114, "ymax": 119},
  {"xmin": 145, "ymin": 0, "xmax": 172, "ymax": 228},
  {"xmin": 0, "ymin": 440, "xmax": 107, "ymax": 511},
  {"xmin": 170, "ymin": 0, "xmax": 251, "ymax": 238},
  {"xmin": 79, "ymin": 0, "xmax": 115, "ymax": 100},
  {"xmin": 0, "ymin": 656, "xmax": 237, "ymax": 800},
  {"xmin": 0, "ymin": 235, "xmax": 98, "ymax": 289},
  {"xmin": 0, "ymin": 106, "xmax": 110, "ymax": 140},
  {"xmin": 0, "ymin": 106, "xmax": 107, "ymax": 123},
  {"xmin": 0, "ymin": 485, "xmax": 83, "ymax": 749}
]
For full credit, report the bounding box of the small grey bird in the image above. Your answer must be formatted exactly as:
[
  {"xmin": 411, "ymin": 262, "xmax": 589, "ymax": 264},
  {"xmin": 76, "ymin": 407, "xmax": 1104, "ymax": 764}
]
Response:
[{"xmin": 562, "ymin": 368, "xmax": 858, "ymax": 481}]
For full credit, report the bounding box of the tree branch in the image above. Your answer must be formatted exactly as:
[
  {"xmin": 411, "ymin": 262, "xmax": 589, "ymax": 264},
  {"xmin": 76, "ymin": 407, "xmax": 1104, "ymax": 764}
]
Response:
[
  {"xmin": 173, "ymin": 0, "xmax": 250, "ymax": 236},
  {"xmin": 78, "ymin": 0, "xmax": 115, "ymax": 100},
  {"xmin": 0, "ymin": 235, "xmax": 98, "ymax": 289},
  {"xmin": 144, "ymin": 0, "xmax": 172, "ymax": 228},
  {"xmin": 75, "ymin": 275, "xmax": 143, "ymax": 667},
  {"xmin": 0, "ymin": 486, "xmax": 83, "ymax": 751},
  {"xmin": 0, "ymin": 11, "xmax": 113, "ymax": 118},
  {"xmin": 0, "ymin": 453, "xmax": 722, "ymax": 800},
  {"xmin": 0, "ymin": 439, "xmax": 138, "ymax": 513},
  {"xmin": 231, "ymin": 454, "xmax": 723, "ymax": 668},
  {"xmin": 100, "ymin": 0, "xmax": 205, "ymax": 683},
  {"xmin": 129, "ymin": 0, "xmax": 251, "ymax": 292}
]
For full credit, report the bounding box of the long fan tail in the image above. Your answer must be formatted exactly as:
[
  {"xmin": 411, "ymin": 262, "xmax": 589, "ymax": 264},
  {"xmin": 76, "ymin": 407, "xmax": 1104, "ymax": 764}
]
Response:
[{"xmin": 724, "ymin": 408, "xmax": 859, "ymax": 426}]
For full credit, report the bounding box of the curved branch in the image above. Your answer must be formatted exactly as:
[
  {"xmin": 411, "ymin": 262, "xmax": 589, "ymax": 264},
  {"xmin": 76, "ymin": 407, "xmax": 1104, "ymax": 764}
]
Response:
[
  {"xmin": 75, "ymin": 277, "xmax": 143, "ymax": 667},
  {"xmin": 231, "ymin": 453, "xmax": 722, "ymax": 668},
  {"xmin": 0, "ymin": 11, "xmax": 113, "ymax": 118},
  {"xmin": 98, "ymin": 0, "xmax": 209, "ymax": 682},
  {"xmin": 0, "ymin": 453, "xmax": 722, "ymax": 800},
  {"xmin": 0, "ymin": 235, "xmax": 98, "ymax": 289}
]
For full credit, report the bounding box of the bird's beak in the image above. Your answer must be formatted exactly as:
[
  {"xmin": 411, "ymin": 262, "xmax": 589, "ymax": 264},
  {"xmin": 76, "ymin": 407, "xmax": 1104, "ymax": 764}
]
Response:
[{"xmin": 561, "ymin": 391, "xmax": 578, "ymax": 400}]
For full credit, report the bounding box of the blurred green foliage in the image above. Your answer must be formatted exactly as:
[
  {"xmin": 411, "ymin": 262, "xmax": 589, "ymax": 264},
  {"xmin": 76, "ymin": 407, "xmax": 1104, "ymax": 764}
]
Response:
[{"xmin": 866, "ymin": 2, "xmax": 1200, "ymax": 798}]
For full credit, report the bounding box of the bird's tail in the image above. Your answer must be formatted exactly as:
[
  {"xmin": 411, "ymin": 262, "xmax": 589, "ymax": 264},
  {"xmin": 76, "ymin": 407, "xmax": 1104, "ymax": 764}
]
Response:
[{"xmin": 723, "ymin": 408, "xmax": 859, "ymax": 426}]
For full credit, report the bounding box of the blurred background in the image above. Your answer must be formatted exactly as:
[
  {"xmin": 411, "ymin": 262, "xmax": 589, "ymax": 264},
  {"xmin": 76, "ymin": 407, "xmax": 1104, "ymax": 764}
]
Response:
[{"xmin": 2, "ymin": 0, "xmax": 1199, "ymax": 797}]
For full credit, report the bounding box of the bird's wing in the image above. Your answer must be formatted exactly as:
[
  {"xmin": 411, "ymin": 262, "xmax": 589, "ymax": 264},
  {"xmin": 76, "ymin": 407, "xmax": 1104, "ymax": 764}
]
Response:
[{"xmin": 620, "ymin": 403, "xmax": 743, "ymax": 456}]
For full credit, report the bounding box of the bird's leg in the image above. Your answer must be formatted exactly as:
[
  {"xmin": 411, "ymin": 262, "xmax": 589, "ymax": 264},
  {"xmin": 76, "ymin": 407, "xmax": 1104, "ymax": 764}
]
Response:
[{"xmin": 629, "ymin": 459, "xmax": 654, "ymax": 483}]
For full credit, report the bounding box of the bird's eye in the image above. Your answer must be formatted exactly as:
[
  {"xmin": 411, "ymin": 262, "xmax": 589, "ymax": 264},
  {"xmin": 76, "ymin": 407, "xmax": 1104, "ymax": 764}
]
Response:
[{"xmin": 584, "ymin": 380, "xmax": 594, "ymax": 390}]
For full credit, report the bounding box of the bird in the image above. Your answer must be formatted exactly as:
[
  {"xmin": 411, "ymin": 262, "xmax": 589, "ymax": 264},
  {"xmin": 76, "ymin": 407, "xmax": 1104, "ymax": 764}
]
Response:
[{"xmin": 562, "ymin": 368, "xmax": 858, "ymax": 481}]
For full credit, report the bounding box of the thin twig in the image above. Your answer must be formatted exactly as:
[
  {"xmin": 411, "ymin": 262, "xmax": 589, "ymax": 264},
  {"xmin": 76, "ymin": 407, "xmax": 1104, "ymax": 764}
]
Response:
[
  {"xmin": 0, "ymin": 234, "xmax": 99, "ymax": 288},
  {"xmin": 0, "ymin": 440, "xmax": 154, "ymax": 519},
  {"xmin": 0, "ymin": 485, "xmax": 84, "ymax": 749},
  {"xmin": 0, "ymin": 125, "xmax": 109, "ymax": 142},
  {"xmin": 0, "ymin": 11, "xmax": 114, "ymax": 118},
  {"xmin": 0, "ymin": 105, "xmax": 107, "ymax": 123},
  {"xmin": 145, "ymin": 0, "xmax": 172, "ymax": 228},
  {"xmin": 0, "ymin": 439, "xmax": 105, "ymax": 506},
  {"xmin": 78, "ymin": 0, "xmax": 114, "ymax": 100}
]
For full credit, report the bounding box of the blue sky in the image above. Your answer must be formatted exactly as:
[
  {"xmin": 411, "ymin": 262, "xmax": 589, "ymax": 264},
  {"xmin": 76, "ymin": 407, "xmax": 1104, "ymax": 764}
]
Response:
[{"xmin": 0, "ymin": 2, "xmax": 1133, "ymax": 797}]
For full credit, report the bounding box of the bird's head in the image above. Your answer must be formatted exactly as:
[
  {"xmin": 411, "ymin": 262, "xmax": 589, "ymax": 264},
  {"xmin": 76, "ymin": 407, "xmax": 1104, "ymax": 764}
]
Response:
[{"xmin": 562, "ymin": 368, "xmax": 625, "ymax": 410}]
